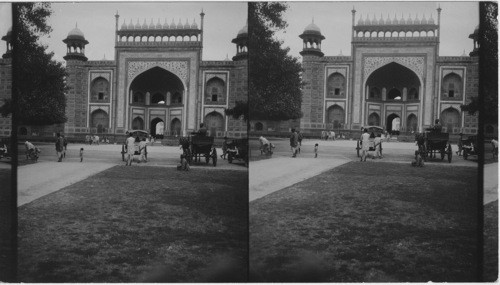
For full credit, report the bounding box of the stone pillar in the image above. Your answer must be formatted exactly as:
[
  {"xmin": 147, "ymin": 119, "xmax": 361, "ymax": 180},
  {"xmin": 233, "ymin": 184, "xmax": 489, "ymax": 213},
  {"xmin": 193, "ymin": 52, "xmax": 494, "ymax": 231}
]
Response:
[
  {"xmin": 402, "ymin": 87, "xmax": 407, "ymax": 101},
  {"xmin": 382, "ymin": 88, "xmax": 387, "ymax": 101},
  {"xmin": 145, "ymin": 92, "xmax": 150, "ymax": 105},
  {"xmin": 166, "ymin": 92, "xmax": 171, "ymax": 105}
]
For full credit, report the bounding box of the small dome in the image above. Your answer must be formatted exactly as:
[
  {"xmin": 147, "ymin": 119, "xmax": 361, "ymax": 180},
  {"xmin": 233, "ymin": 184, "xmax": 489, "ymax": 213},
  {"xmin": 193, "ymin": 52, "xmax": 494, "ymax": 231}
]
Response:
[
  {"xmin": 474, "ymin": 25, "xmax": 479, "ymax": 33},
  {"xmin": 67, "ymin": 25, "xmax": 85, "ymax": 40},
  {"xmin": 237, "ymin": 21, "xmax": 248, "ymax": 37},
  {"xmin": 191, "ymin": 18, "xmax": 198, "ymax": 29},
  {"xmin": 170, "ymin": 18, "xmax": 176, "ymax": 29},
  {"xmin": 184, "ymin": 18, "xmax": 190, "ymax": 29},
  {"xmin": 303, "ymin": 20, "xmax": 322, "ymax": 35},
  {"xmin": 121, "ymin": 19, "xmax": 128, "ymax": 30},
  {"xmin": 177, "ymin": 19, "xmax": 183, "ymax": 29},
  {"xmin": 6, "ymin": 26, "xmax": 11, "ymax": 36},
  {"xmin": 358, "ymin": 14, "xmax": 365, "ymax": 25},
  {"xmin": 156, "ymin": 18, "xmax": 162, "ymax": 29}
]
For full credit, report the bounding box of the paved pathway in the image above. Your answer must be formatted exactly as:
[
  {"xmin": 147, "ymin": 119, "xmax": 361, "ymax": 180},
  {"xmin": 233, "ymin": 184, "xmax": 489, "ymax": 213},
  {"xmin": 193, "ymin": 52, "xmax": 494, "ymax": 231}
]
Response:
[
  {"xmin": 250, "ymin": 156, "xmax": 350, "ymax": 201},
  {"xmin": 18, "ymin": 161, "xmax": 116, "ymax": 207},
  {"xmin": 484, "ymin": 163, "xmax": 498, "ymax": 205}
]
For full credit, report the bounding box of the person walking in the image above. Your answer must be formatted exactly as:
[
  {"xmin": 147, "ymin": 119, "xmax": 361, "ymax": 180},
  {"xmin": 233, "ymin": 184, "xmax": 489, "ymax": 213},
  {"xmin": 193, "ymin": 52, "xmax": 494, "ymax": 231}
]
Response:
[
  {"xmin": 79, "ymin": 148, "xmax": 84, "ymax": 162},
  {"xmin": 125, "ymin": 133, "xmax": 136, "ymax": 166},
  {"xmin": 55, "ymin": 132, "xmax": 65, "ymax": 162},
  {"xmin": 297, "ymin": 131, "xmax": 303, "ymax": 153},
  {"xmin": 139, "ymin": 137, "xmax": 148, "ymax": 163},
  {"xmin": 360, "ymin": 128, "xmax": 370, "ymax": 162},
  {"xmin": 374, "ymin": 133, "xmax": 383, "ymax": 159},
  {"xmin": 62, "ymin": 135, "xmax": 68, "ymax": 158},
  {"xmin": 314, "ymin": 143, "xmax": 319, "ymax": 158},
  {"xmin": 290, "ymin": 128, "xmax": 299, "ymax": 158}
]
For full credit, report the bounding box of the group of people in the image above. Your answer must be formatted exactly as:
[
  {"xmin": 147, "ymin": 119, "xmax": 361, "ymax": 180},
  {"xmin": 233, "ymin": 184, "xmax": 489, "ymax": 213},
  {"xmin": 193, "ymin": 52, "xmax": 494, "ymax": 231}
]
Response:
[
  {"xmin": 359, "ymin": 128, "xmax": 383, "ymax": 161},
  {"xmin": 124, "ymin": 132, "xmax": 149, "ymax": 166},
  {"xmin": 321, "ymin": 130, "xmax": 336, "ymax": 141}
]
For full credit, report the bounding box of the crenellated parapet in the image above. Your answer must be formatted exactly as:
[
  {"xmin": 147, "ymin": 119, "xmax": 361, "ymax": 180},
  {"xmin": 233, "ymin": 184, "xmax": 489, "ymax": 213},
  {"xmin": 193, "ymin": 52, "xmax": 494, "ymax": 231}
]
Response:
[
  {"xmin": 352, "ymin": 12, "xmax": 440, "ymax": 39},
  {"xmin": 116, "ymin": 17, "xmax": 202, "ymax": 44}
]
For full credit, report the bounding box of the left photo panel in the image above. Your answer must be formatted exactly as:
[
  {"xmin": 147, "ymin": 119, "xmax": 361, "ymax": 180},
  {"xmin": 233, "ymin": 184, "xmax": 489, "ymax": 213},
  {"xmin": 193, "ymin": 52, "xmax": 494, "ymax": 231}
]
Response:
[
  {"xmin": 12, "ymin": 2, "xmax": 248, "ymax": 282},
  {"xmin": 0, "ymin": 2, "xmax": 13, "ymax": 282}
]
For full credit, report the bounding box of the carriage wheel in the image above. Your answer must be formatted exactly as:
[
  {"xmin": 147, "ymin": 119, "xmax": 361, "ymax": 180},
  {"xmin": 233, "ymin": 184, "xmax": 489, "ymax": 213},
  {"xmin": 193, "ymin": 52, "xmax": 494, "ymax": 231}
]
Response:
[{"xmin": 356, "ymin": 141, "xmax": 360, "ymax": 157}]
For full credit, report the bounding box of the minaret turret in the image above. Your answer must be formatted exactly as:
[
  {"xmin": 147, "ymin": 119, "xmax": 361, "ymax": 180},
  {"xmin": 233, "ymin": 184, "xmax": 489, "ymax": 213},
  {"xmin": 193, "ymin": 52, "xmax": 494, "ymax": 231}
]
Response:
[
  {"xmin": 1, "ymin": 27, "xmax": 12, "ymax": 59},
  {"xmin": 299, "ymin": 19, "xmax": 325, "ymax": 57},
  {"xmin": 63, "ymin": 23, "xmax": 89, "ymax": 61},
  {"xmin": 231, "ymin": 20, "xmax": 248, "ymax": 61}
]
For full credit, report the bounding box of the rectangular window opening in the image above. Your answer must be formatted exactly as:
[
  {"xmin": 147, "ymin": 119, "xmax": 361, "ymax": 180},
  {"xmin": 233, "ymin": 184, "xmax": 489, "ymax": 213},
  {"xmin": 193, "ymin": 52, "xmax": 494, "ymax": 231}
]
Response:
[
  {"xmin": 335, "ymin": 88, "xmax": 340, "ymax": 95},
  {"xmin": 98, "ymin": 92, "xmax": 104, "ymax": 100},
  {"xmin": 448, "ymin": 90, "xmax": 454, "ymax": 97},
  {"xmin": 212, "ymin": 94, "xmax": 218, "ymax": 102}
]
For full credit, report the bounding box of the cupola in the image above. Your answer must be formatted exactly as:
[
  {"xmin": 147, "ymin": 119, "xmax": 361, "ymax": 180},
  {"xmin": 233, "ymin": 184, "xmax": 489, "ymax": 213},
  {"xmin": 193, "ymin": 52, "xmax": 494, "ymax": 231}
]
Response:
[
  {"xmin": 231, "ymin": 20, "xmax": 248, "ymax": 61},
  {"xmin": 299, "ymin": 19, "xmax": 325, "ymax": 57},
  {"xmin": 63, "ymin": 23, "xmax": 88, "ymax": 61},
  {"xmin": 1, "ymin": 27, "xmax": 12, "ymax": 59}
]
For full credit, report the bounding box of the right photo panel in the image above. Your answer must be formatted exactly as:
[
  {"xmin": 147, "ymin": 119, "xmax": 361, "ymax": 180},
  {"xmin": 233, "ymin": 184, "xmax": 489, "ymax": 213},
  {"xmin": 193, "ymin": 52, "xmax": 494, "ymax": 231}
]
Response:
[{"xmin": 248, "ymin": 1, "xmax": 495, "ymax": 282}]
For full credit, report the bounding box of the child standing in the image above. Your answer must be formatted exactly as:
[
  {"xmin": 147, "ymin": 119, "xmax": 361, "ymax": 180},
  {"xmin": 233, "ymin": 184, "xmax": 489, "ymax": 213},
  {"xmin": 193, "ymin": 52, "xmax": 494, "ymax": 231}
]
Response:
[
  {"xmin": 314, "ymin": 143, "xmax": 318, "ymax": 158},
  {"xmin": 79, "ymin": 148, "xmax": 84, "ymax": 162}
]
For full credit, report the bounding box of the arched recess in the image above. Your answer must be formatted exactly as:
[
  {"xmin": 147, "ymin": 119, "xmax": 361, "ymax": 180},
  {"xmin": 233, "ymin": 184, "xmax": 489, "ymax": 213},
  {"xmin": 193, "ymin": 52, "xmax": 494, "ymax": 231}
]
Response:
[
  {"xmin": 133, "ymin": 92, "xmax": 145, "ymax": 104},
  {"xmin": 408, "ymin": 87, "xmax": 419, "ymax": 100},
  {"xmin": 151, "ymin": 93, "xmax": 165, "ymax": 104},
  {"xmin": 172, "ymin": 92, "xmax": 183, "ymax": 104},
  {"xmin": 91, "ymin": 109, "xmax": 109, "ymax": 133},
  {"xmin": 442, "ymin": 73, "xmax": 462, "ymax": 99},
  {"xmin": 171, "ymin": 118, "xmax": 181, "ymax": 136},
  {"xmin": 90, "ymin": 77, "xmax": 110, "ymax": 102},
  {"xmin": 387, "ymin": 88, "xmax": 402, "ymax": 100},
  {"xmin": 407, "ymin": 113, "xmax": 418, "ymax": 132},
  {"xmin": 326, "ymin": 105, "xmax": 345, "ymax": 128},
  {"xmin": 326, "ymin": 73, "xmax": 346, "ymax": 98},
  {"xmin": 440, "ymin": 107, "xmax": 461, "ymax": 133},
  {"xmin": 255, "ymin": 122, "xmax": 264, "ymax": 131},
  {"xmin": 204, "ymin": 111, "xmax": 225, "ymax": 137},
  {"xmin": 205, "ymin": 77, "xmax": 226, "ymax": 104},
  {"xmin": 368, "ymin": 112, "xmax": 380, "ymax": 126},
  {"xmin": 129, "ymin": 66, "xmax": 184, "ymax": 106},
  {"xmin": 132, "ymin": 116, "xmax": 144, "ymax": 130},
  {"xmin": 365, "ymin": 62, "xmax": 421, "ymax": 102},
  {"xmin": 369, "ymin": 87, "xmax": 381, "ymax": 99},
  {"xmin": 150, "ymin": 117, "xmax": 164, "ymax": 136},
  {"xmin": 386, "ymin": 113, "xmax": 400, "ymax": 132}
]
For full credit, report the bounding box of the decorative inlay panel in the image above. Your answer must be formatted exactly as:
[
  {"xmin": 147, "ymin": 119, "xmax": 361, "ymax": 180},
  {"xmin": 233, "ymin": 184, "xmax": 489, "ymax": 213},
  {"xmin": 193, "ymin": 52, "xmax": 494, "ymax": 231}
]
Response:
[
  {"xmin": 90, "ymin": 72, "xmax": 111, "ymax": 82},
  {"xmin": 206, "ymin": 74, "xmax": 227, "ymax": 83},
  {"xmin": 90, "ymin": 105, "xmax": 109, "ymax": 114},
  {"xmin": 364, "ymin": 56, "xmax": 424, "ymax": 78},
  {"xmin": 128, "ymin": 61, "xmax": 188, "ymax": 82}
]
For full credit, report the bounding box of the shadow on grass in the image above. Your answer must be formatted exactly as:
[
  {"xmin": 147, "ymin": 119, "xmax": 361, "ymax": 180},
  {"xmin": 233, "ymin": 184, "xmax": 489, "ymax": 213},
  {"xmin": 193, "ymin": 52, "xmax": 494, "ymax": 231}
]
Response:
[
  {"xmin": 18, "ymin": 166, "xmax": 248, "ymax": 282},
  {"xmin": 250, "ymin": 161, "xmax": 478, "ymax": 282}
]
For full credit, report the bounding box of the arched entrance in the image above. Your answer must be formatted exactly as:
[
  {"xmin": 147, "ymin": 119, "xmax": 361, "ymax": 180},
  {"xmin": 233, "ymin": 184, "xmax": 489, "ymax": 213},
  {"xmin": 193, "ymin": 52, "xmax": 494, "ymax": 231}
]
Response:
[
  {"xmin": 326, "ymin": 105, "xmax": 345, "ymax": 129},
  {"xmin": 129, "ymin": 67, "xmax": 184, "ymax": 107},
  {"xmin": 171, "ymin": 118, "xmax": 181, "ymax": 137},
  {"xmin": 150, "ymin": 117, "xmax": 164, "ymax": 137},
  {"xmin": 440, "ymin": 108, "xmax": 461, "ymax": 133},
  {"xmin": 91, "ymin": 109, "xmax": 109, "ymax": 133},
  {"xmin": 407, "ymin": 114, "xmax": 418, "ymax": 133},
  {"xmin": 132, "ymin": 117, "xmax": 144, "ymax": 130},
  {"xmin": 386, "ymin": 113, "xmax": 400, "ymax": 134},
  {"xmin": 368, "ymin": 112, "xmax": 380, "ymax": 126},
  {"xmin": 204, "ymin": 111, "xmax": 225, "ymax": 137}
]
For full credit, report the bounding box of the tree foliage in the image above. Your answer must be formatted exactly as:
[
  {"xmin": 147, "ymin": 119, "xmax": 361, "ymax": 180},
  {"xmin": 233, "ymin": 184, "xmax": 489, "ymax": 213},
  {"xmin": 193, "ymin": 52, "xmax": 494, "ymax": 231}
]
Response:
[
  {"xmin": 13, "ymin": 2, "xmax": 67, "ymax": 125},
  {"xmin": 225, "ymin": 100, "xmax": 248, "ymax": 121},
  {"xmin": 461, "ymin": 2, "xmax": 497, "ymax": 125},
  {"xmin": 248, "ymin": 2, "xmax": 303, "ymax": 121}
]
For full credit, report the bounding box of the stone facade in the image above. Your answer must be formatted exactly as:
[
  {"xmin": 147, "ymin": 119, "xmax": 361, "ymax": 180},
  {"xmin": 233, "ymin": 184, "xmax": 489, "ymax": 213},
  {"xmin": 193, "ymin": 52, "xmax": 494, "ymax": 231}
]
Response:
[
  {"xmin": 255, "ymin": 9, "xmax": 479, "ymax": 137},
  {"xmin": 13, "ymin": 12, "xmax": 248, "ymax": 140}
]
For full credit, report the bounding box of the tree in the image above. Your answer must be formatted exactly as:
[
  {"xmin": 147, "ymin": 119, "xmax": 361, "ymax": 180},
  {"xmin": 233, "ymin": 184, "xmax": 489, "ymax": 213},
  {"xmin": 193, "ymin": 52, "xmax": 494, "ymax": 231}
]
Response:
[
  {"xmin": 248, "ymin": 2, "xmax": 303, "ymax": 121},
  {"xmin": 13, "ymin": 3, "xmax": 67, "ymax": 125},
  {"xmin": 225, "ymin": 100, "xmax": 248, "ymax": 121},
  {"xmin": 461, "ymin": 2, "xmax": 497, "ymax": 125}
]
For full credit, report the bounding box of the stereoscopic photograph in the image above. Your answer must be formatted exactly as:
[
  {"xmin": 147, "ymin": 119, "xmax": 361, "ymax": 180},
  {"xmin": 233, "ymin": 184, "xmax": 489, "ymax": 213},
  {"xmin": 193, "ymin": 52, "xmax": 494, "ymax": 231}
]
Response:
[
  {"xmin": 0, "ymin": 0, "xmax": 497, "ymax": 283},
  {"xmin": 11, "ymin": 2, "xmax": 248, "ymax": 282}
]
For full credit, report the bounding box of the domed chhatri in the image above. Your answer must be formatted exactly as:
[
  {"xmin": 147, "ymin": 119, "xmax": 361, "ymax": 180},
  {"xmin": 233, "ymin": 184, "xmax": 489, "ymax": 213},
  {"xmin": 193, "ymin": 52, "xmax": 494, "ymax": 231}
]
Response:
[
  {"xmin": 237, "ymin": 21, "xmax": 247, "ymax": 37},
  {"xmin": 67, "ymin": 24, "xmax": 86, "ymax": 41},
  {"xmin": 303, "ymin": 19, "xmax": 322, "ymax": 35}
]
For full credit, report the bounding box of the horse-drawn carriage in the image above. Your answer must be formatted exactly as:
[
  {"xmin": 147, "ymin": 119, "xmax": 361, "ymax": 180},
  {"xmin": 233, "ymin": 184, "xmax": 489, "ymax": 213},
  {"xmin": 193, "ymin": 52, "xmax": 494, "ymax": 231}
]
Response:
[
  {"xmin": 415, "ymin": 129, "xmax": 453, "ymax": 163},
  {"xmin": 227, "ymin": 138, "xmax": 248, "ymax": 166},
  {"xmin": 180, "ymin": 135, "xmax": 217, "ymax": 166},
  {"xmin": 356, "ymin": 126, "xmax": 383, "ymax": 157}
]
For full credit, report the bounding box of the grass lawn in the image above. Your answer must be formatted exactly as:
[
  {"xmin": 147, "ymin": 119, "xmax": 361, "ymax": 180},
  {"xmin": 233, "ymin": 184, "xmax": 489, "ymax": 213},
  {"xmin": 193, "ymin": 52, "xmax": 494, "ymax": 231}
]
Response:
[
  {"xmin": 250, "ymin": 161, "xmax": 478, "ymax": 282},
  {"xmin": 483, "ymin": 200, "xmax": 498, "ymax": 281},
  {"xmin": 0, "ymin": 168, "xmax": 14, "ymax": 282},
  {"xmin": 18, "ymin": 166, "xmax": 248, "ymax": 282}
]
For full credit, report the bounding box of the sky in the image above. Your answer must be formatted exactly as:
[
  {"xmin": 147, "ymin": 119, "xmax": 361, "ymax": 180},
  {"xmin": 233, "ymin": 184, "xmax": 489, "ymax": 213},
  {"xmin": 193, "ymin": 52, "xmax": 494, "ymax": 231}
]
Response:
[
  {"xmin": 41, "ymin": 2, "xmax": 247, "ymax": 62},
  {"xmin": 0, "ymin": 3, "xmax": 11, "ymax": 57},
  {"xmin": 277, "ymin": 1, "xmax": 479, "ymax": 58}
]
